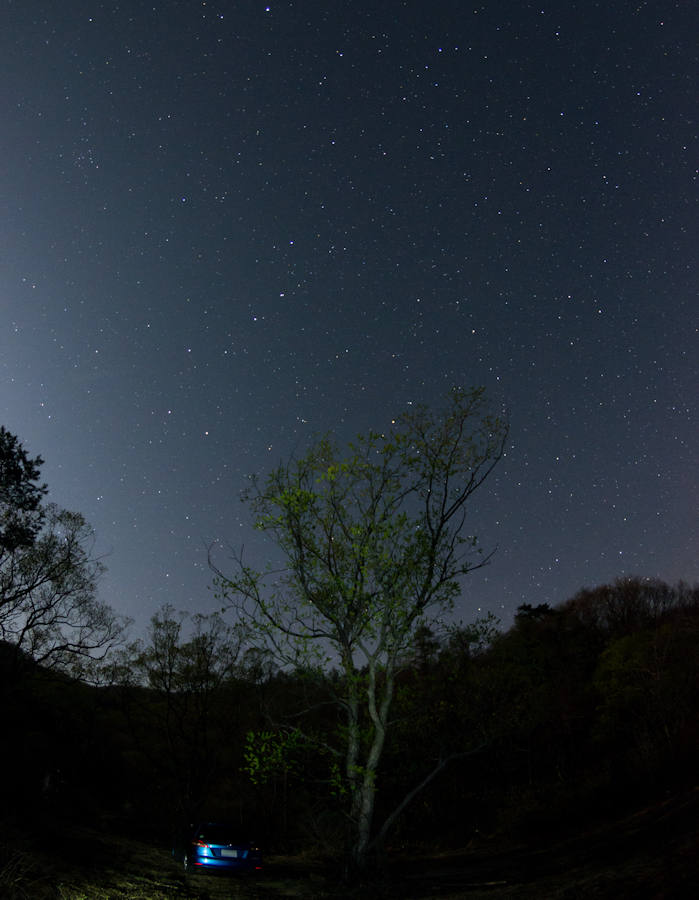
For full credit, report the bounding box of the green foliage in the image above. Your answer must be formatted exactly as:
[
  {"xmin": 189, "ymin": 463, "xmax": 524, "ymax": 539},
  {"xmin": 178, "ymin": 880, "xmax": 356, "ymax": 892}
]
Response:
[
  {"xmin": 243, "ymin": 729, "xmax": 307, "ymax": 785},
  {"xmin": 212, "ymin": 388, "xmax": 508, "ymax": 874},
  {"xmin": 214, "ymin": 388, "xmax": 507, "ymax": 670}
]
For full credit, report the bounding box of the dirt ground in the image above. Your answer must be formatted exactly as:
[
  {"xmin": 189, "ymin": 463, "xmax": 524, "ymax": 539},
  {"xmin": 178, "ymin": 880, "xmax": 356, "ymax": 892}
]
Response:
[
  {"xmin": 393, "ymin": 785, "xmax": 699, "ymax": 899},
  {"xmin": 4, "ymin": 786, "xmax": 698, "ymax": 899}
]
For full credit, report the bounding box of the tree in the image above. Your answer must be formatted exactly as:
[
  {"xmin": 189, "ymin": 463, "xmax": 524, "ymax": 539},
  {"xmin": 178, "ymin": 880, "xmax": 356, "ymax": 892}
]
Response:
[
  {"xmin": 0, "ymin": 426, "xmax": 47, "ymax": 554},
  {"xmin": 0, "ymin": 428, "xmax": 129, "ymax": 677},
  {"xmin": 564, "ymin": 576, "xmax": 680, "ymax": 643},
  {"xmin": 211, "ymin": 387, "xmax": 507, "ymax": 878},
  {"xmin": 111, "ymin": 605, "xmax": 250, "ymax": 817}
]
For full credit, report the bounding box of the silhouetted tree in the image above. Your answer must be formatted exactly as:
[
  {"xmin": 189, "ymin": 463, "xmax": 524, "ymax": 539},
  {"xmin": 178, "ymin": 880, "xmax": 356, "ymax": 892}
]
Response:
[
  {"xmin": 564, "ymin": 576, "xmax": 685, "ymax": 644},
  {"xmin": 0, "ymin": 428, "xmax": 129, "ymax": 678},
  {"xmin": 0, "ymin": 426, "xmax": 47, "ymax": 553},
  {"xmin": 111, "ymin": 605, "xmax": 250, "ymax": 817}
]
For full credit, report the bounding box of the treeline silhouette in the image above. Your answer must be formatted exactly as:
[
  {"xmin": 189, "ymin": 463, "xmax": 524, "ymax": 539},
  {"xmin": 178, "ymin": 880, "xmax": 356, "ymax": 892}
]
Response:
[{"xmin": 2, "ymin": 575, "xmax": 698, "ymax": 853}]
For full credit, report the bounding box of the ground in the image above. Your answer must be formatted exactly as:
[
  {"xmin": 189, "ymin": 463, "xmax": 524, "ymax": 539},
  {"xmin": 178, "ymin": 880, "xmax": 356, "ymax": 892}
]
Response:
[{"xmin": 2, "ymin": 787, "xmax": 698, "ymax": 899}]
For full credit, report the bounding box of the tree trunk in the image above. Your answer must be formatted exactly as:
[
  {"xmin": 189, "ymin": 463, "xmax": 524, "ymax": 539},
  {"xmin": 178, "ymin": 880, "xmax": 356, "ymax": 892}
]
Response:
[
  {"xmin": 345, "ymin": 659, "xmax": 391, "ymax": 880},
  {"xmin": 348, "ymin": 772, "xmax": 377, "ymax": 880}
]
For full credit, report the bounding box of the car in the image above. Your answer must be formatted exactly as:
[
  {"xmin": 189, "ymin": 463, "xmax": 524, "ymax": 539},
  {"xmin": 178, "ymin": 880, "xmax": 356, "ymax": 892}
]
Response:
[{"xmin": 173, "ymin": 822, "xmax": 262, "ymax": 875}]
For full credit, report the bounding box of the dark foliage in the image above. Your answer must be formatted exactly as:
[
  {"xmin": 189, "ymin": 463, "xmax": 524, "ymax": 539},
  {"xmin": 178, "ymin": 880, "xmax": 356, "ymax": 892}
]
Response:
[
  {"xmin": 0, "ymin": 428, "xmax": 130, "ymax": 681},
  {"xmin": 0, "ymin": 426, "xmax": 47, "ymax": 554},
  {"xmin": 2, "ymin": 573, "xmax": 698, "ymax": 871},
  {"xmin": 386, "ymin": 577, "xmax": 699, "ymax": 841}
]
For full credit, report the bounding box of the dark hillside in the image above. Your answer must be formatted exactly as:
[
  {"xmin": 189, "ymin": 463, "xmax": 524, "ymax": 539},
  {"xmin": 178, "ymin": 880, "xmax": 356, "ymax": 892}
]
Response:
[{"xmin": 1, "ymin": 576, "xmax": 698, "ymax": 897}]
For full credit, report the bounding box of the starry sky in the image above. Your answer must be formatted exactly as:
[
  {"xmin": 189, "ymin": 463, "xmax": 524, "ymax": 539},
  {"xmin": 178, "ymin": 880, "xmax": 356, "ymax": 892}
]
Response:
[{"xmin": 2, "ymin": 0, "xmax": 698, "ymax": 635}]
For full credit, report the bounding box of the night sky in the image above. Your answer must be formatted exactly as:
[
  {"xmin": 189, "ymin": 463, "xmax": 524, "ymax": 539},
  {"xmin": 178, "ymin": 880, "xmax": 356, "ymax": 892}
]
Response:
[{"xmin": 2, "ymin": 0, "xmax": 698, "ymax": 635}]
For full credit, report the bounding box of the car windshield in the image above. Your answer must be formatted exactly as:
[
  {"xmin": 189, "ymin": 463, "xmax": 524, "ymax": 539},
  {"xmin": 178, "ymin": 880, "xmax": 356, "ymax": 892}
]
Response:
[{"xmin": 196, "ymin": 825, "xmax": 248, "ymax": 845}]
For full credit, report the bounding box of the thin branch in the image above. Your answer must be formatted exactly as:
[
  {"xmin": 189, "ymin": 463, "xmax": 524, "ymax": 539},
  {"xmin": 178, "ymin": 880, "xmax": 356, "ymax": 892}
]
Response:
[{"xmin": 370, "ymin": 739, "xmax": 493, "ymax": 851}]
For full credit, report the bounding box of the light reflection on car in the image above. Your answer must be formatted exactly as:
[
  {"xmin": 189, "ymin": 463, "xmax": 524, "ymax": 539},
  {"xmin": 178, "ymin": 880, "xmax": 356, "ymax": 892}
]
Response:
[{"xmin": 173, "ymin": 822, "xmax": 262, "ymax": 874}]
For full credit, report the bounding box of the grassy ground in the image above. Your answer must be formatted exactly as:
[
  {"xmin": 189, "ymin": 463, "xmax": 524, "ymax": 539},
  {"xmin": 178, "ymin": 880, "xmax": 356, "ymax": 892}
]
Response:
[{"xmin": 2, "ymin": 787, "xmax": 698, "ymax": 900}]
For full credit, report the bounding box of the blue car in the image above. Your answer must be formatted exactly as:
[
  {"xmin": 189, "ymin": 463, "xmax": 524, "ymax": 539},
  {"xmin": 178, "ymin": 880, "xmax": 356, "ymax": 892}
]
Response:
[{"xmin": 174, "ymin": 822, "xmax": 262, "ymax": 875}]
